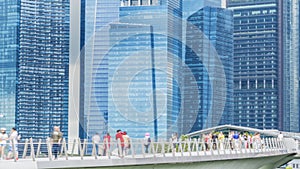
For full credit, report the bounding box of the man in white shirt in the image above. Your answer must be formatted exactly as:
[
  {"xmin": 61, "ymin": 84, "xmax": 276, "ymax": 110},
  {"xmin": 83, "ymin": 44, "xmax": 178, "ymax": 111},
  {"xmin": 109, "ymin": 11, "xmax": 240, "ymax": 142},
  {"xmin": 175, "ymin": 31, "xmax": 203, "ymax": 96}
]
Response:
[{"xmin": 92, "ymin": 133, "xmax": 101, "ymax": 155}]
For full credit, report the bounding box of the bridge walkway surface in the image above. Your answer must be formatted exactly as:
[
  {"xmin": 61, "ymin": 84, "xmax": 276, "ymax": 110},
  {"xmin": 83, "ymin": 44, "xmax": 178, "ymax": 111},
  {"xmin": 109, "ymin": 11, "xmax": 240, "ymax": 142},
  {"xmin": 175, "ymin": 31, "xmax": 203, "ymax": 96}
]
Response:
[{"xmin": 0, "ymin": 136, "xmax": 298, "ymax": 169}]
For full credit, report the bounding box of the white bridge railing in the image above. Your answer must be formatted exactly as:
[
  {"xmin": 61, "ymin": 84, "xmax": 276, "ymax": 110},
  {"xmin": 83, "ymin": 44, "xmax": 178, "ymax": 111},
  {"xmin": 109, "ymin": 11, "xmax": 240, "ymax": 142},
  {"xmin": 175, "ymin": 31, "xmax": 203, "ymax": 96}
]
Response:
[{"xmin": 6, "ymin": 137, "xmax": 292, "ymax": 162}]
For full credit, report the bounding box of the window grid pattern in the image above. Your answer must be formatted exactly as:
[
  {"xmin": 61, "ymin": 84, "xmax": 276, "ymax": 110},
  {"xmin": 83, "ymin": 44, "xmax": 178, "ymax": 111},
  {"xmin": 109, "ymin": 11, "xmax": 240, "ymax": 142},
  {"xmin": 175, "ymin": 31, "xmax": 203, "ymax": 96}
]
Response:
[{"xmin": 16, "ymin": 0, "xmax": 70, "ymax": 140}]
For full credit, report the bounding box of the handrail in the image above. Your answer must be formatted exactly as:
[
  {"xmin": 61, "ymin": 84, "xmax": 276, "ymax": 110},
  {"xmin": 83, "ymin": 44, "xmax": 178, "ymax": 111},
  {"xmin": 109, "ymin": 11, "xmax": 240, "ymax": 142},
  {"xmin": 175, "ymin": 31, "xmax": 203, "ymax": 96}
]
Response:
[{"xmin": 1, "ymin": 137, "xmax": 294, "ymax": 162}]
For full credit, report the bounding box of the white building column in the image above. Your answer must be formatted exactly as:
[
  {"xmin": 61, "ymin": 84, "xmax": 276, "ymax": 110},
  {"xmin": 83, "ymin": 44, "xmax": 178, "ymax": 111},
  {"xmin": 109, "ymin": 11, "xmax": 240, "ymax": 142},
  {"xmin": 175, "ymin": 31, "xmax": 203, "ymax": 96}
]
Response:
[{"xmin": 69, "ymin": 0, "xmax": 80, "ymax": 154}]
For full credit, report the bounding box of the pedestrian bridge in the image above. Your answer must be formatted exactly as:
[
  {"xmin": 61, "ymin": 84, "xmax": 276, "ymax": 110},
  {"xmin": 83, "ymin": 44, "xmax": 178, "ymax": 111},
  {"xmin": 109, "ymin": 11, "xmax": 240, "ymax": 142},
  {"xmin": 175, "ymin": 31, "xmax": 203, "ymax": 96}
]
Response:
[{"xmin": 3, "ymin": 125, "xmax": 300, "ymax": 169}]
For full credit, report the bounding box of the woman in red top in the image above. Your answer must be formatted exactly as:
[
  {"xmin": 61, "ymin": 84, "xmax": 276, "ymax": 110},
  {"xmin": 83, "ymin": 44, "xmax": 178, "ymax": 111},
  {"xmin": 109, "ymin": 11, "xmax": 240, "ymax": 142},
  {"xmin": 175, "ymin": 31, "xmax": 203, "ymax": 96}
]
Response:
[
  {"xmin": 103, "ymin": 133, "xmax": 111, "ymax": 156},
  {"xmin": 115, "ymin": 130, "xmax": 124, "ymax": 156}
]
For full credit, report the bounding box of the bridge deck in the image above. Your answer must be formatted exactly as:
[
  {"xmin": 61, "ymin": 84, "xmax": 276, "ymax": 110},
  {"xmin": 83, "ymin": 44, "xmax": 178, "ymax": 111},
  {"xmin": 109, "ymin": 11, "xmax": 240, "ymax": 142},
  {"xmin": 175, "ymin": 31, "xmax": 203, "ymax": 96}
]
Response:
[
  {"xmin": 1, "ymin": 149, "xmax": 293, "ymax": 169},
  {"xmin": 0, "ymin": 137, "xmax": 297, "ymax": 169}
]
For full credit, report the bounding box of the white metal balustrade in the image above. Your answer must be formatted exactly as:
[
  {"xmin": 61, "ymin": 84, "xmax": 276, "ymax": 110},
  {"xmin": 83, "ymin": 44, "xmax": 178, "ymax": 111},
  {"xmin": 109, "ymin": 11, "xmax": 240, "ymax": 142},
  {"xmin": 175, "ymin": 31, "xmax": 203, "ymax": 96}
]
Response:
[{"xmin": 5, "ymin": 137, "xmax": 292, "ymax": 162}]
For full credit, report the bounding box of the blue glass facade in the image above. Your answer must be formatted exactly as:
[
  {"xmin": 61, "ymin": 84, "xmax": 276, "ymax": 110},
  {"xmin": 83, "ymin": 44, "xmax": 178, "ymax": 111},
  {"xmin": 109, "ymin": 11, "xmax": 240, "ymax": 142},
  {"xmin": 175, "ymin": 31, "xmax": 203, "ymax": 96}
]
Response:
[
  {"xmin": 106, "ymin": 23, "xmax": 156, "ymax": 139},
  {"xmin": 227, "ymin": 0, "xmax": 298, "ymax": 131},
  {"xmin": 184, "ymin": 6, "xmax": 233, "ymax": 133},
  {"xmin": 182, "ymin": 0, "xmax": 221, "ymax": 19},
  {"xmin": 282, "ymin": 0, "xmax": 299, "ymax": 132},
  {"xmin": 0, "ymin": 0, "xmax": 70, "ymax": 139},
  {"xmin": 80, "ymin": 0, "xmax": 120, "ymax": 140},
  {"xmin": 17, "ymin": 0, "xmax": 70, "ymax": 139},
  {"xmin": 81, "ymin": 0, "xmax": 182, "ymax": 140},
  {"xmin": 0, "ymin": 0, "xmax": 19, "ymax": 130},
  {"xmin": 108, "ymin": 0, "xmax": 182, "ymax": 140},
  {"xmin": 229, "ymin": 0, "xmax": 300, "ymax": 132}
]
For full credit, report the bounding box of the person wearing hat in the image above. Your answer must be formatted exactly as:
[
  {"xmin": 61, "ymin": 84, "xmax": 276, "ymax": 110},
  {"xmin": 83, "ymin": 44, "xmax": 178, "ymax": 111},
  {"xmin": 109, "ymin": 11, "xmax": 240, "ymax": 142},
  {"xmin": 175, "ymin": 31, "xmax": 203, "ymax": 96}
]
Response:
[
  {"xmin": 0, "ymin": 128, "xmax": 8, "ymax": 159},
  {"xmin": 143, "ymin": 133, "xmax": 151, "ymax": 153}
]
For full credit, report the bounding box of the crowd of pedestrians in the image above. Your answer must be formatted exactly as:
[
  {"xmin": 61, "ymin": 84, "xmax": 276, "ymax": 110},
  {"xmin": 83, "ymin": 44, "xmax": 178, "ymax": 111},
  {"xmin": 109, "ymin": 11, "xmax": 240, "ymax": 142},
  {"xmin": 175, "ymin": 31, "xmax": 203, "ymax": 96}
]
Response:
[
  {"xmin": 0, "ymin": 125, "xmax": 63, "ymax": 161},
  {"xmin": 91, "ymin": 129, "xmax": 152, "ymax": 157},
  {"xmin": 202, "ymin": 131, "xmax": 264, "ymax": 151},
  {"xmin": 0, "ymin": 127, "xmax": 284, "ymax": 160}
]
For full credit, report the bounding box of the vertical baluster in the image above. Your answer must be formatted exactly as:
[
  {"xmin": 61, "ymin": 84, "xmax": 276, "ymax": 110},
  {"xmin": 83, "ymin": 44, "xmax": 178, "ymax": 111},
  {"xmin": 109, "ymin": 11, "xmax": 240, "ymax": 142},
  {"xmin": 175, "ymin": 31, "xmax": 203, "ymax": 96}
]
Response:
[
  {"xmin": 22, "ymin": 138, "xmax": 29, "ymax": 159},
  {"xmin": 30, "ymin": 138, "xmax": 36, "ymax": 161},
  {"xmin": 117, "ymin": 139, "xmax": 122, "ymax": 157},
  {"xmin": 92, "ymin": 140, "xmax": 97, "ymax": 159},
  {"xmin": 216, "ymin": 139, "xmax": 220, "ymax": 155},
  {"xmin": 151, "ymin": 141, "xmax": 156, "ymax": 158},
  {"xmin": 36, "ymin": 139, "xmax": 42, "ymax": 158},
  {"xmin": 62, "ymin": 138, "xmax": 68, "ymax": 160},
  {"xmin": 131, "ymin": 140, "xmax": 135, "ymax": 158},
  {"xmin": 187, "ymin": 139, "xmax": 191, "ymax": 156},
  {"xmin": 161, "ymin": 141, "xmax": 165, "ymax": 157},
  {"xmin": 78, "ymin": 139, "xmax": 85, "ymax": 160},
  {"xmin": 202, "ymin": 138, "xmax": 207, "ymax": 156},
  {"xmin": 195, "ymin": 138, "xmax": 199, "ymax": 156},
  {"xmin": 71, "ymin": 138, "xmax": 76, "ymax": 157},
  {"xmin": 141, "ymin": 140, "xmax": 145, "ymax": 158},
  {"xmin": 47, "ymin": 138, "xmax": 52, "ymax": 161}
]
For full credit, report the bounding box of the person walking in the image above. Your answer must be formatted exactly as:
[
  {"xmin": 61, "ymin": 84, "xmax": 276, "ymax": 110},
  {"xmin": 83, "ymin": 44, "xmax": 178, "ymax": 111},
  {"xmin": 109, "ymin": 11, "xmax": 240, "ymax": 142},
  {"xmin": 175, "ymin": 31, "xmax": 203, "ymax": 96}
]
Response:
[
  {"xmin": 7, "ymin": 127, "xmax": 19, "ymax": 160},
  {"xmin": 218, "ymin": 132, "xmax": 225, "ymax": 150},
  {"xmin": 50, "ymin": 126, "xmax": 63, "ymax": 160},
  {"xmin": 103, "ymin": 133, "xmax": 111, "ymax": 156},
  {"xmin": 0, "ymin": 128, "xmax": 8, "ymax": 159},
  {"xmin": 143, "ymin": 133, "xmax": 151, "ymax": 153},
  {"xmin": 171, "ymin": 132, "xmax": 178, "ymax": 151},
  {"xmin": 122, "ymin": 131, "xmax": 130, "ymax": 155},
  {"xmin": 278, "ymin": 132, "xmax": 283, "ymax": 141},
  {"xmin": 115, "ymin": 129, "xmax": 124, "ymax": 157},
  {"xmin": 92, "ymin": 133, "xmax": 101, "ymax": 155}
]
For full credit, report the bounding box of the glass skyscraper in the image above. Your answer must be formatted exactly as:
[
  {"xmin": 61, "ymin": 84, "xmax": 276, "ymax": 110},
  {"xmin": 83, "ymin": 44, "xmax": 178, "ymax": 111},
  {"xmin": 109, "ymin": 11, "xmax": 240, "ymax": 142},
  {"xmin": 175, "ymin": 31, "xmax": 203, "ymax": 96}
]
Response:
[
  {"xmin": 81, "ymin": 0, "xmax": 182, "ymax": 140},
  {"xmin": 183, "ymin": 6, "xmax": 233, "ymax": 133},
  {"xmin": 110, "ymin": 0, "xmax": 182, "ymax": 140},
  {"xmin": 228, "ymin": 0, "xmax": 299, "ymax": 131},
  {"xmin": 80, "ymin": 0, "xmax": 120, "ymax": 140},
  {"xmin": 0, "ymin": 1, "xmax": 19, "ymax": 130},
  {"xmin": 182, "ymin": 0, "xmax": 221, "ymax": 19},
  {"xmin": 0, "ymin": 0, "xmax": 70, "ymax": 139},
  {"xmin": 282, "ymin": 0, "xmax": 299, "ymax": 132}
]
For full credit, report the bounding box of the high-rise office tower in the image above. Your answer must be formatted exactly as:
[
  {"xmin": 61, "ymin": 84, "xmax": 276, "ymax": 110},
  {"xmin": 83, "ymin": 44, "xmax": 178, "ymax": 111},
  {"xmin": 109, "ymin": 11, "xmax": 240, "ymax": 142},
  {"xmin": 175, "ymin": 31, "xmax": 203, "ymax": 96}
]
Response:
[
  {"xmin": 183, "ymin": 6, "xmax": 234, "ymax": 133},
  {"xmin": 79, "ymin": 0, "xmax": 120, "ymax": 140},
  {"xmin": 0, "ymin": 0, "xmax": 70, "ymax": 139},
  {"xmin": 181, "ymin": 0, "xmax": 222, "ymax": 83},
  {"xmin": 80, "ymin": 0, "xmax": 182, "ymax": 140},
  {"xmin": 0, "ymin": 1, "xmax": 19, "ymax": 131},
  {"xmin": 110, "ymin": 0, "xmax": 182, "ymax": 140},
  {"xmin": 182, "ymin": 0, "xmax": 221, "ymax": 19},
  {"xmin": 282, "ymin": 0, "xmax": 299, "ymax": 132},
  {"xmin": 228, "ymin": 0, "xmax": 299, "ymax": 131}
]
